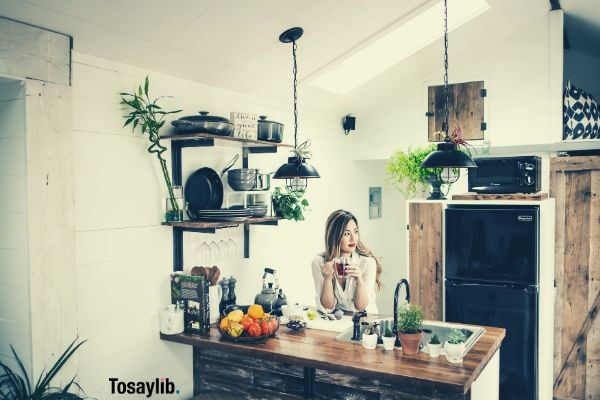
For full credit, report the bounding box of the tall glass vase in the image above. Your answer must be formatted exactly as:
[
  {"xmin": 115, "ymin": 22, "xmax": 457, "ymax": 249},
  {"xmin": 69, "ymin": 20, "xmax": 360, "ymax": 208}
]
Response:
[{"xmin": 164, "ymin": 185, "xmax": 184, "ymax": 222}]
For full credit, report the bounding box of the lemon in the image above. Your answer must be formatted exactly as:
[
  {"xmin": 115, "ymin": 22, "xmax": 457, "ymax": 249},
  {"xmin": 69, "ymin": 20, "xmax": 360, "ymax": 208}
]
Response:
[
  {"xmin": 306, "ymin": 309, "xmax": 317, "ymax": 320},
  {"xmin": 227, "ymin": 309, "xmax": 244, "ymax": 323}
]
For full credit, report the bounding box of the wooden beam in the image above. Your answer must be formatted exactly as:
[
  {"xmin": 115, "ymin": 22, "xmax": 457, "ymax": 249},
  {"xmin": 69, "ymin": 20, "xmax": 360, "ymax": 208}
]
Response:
[
  {"xmin": 551, "ymin": 156, "xmax": 600, "ymax": 173},
  {"xmin": 553, "ymin": 289, "xmax": 600, "ymax": 392}
]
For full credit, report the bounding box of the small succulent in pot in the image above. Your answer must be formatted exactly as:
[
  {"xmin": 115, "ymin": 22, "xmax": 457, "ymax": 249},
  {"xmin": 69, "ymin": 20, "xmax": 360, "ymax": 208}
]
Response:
[
  {"xmin": 396, "ymin": 304, "xmax": 424, "ymax": 355},
  {"xmin": 382, "ymin": 327, "xmax": 396, "ymax": 351},
  {"xmin": 445, "ymin": 329, "xmax": 467, "ymax": 364},
  {"xmin": 428, "ymin": 334, "xmax": 442, "ymax": 358}
]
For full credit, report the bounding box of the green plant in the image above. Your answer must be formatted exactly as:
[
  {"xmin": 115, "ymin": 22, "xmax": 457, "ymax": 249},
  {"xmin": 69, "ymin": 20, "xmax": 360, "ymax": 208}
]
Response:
[
  {"xmin": 0, "ymin": 337, "xmax": 89, "ymax": 399},
  {"xmin": 429, "ymin": 334, "xmax": 441, "ymax": 345},
  {"xmin": 396, "ymin": 304, "xmax": 424, "ymax": 334},
  {"xmin": 386, "ymin": 145, "xmax": 440, "ymax": 197},
  {"xmin": 447, "ymin": 329, "xmax": 467, "ymax": 344},
  {"xmin": 271, "ymin": 187, "xmax": 309, "ymax": 221},
  {"xmin": 120, "ymin": 76, "xmax": 182, "ymax": 218}
]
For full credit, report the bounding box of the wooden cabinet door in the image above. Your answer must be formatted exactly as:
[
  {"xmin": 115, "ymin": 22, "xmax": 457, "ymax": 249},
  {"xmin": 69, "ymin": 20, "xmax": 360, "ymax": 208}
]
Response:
[
  {"xmin": 551, "ymin": 156, "xmax": 600, "ymax": 400},
  {"xmin": 408, "ymin": 202, "xmax": 443, "ymax": 320}
]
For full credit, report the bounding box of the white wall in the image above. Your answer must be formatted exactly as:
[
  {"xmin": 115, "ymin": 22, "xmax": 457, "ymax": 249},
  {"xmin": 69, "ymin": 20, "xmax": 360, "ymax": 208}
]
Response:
[
  {"xmin": 564, "ymin": 49, "xmax": 600, "ymax": 99},
  {"xmin": 0, "ymin": 78, "xmax": 32, "ymax": 375},
  {"xmin": 72, "ymin": 52, "xmax": 386, "ymax": 399}
]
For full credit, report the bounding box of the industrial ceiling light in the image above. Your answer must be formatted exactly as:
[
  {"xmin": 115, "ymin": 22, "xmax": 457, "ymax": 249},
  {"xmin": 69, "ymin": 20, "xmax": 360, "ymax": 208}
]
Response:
[
  {"xmin": 420, "ymin": 0, "xmax": 476, "ymax": 183},
  {"xmin": 273, "ymin": 27, "xmax": 320, "ymax": 193}
]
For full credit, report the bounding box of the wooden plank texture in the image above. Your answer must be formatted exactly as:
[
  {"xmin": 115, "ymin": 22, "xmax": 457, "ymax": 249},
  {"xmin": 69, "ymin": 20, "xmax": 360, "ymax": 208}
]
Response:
[
  {"xmin": 550, "ymin": 167, "xmax": 566, "ymax": 383},
  {"xmin": 451, "ymin": 192, "xmax": 548, "ymax": 201},
  {"xmin": 428, "ymin": 81, "xmax": 484, "ymax": 141},
  {"xmin": 161, "ymin": 323, "xmax": 505, "ymax": 395},
  {"xmin": 587, "ymin": 171, "xmax": 600, "ymax": 400},
  {"xmin": 409, "ymin": 202, "xmax": 443, "ymax": 320},
  {"xmin": 551, "ymin": 156, "xmax": 600, "ymax": 173}
]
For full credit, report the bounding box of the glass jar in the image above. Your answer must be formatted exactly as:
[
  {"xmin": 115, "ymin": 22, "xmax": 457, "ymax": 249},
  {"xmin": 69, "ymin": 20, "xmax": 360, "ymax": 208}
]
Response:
[{"xmin": 165, "ymin": 185, "xmax": 184, "ymax": 222}]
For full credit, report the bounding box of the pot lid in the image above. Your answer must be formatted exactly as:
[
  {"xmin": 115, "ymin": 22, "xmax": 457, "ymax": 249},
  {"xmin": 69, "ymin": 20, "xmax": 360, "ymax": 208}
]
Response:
[
  {"xmin": 258, "ymin": 115, "xmax": 283, "ymax": 125},
  {"xmin": 179, "ymin": 111, "xmax": 230, "ymax": 123}
]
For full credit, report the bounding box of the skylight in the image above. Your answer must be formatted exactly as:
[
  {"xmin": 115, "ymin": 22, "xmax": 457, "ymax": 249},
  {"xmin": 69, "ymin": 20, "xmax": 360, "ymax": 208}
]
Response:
[{"xmin": 305, "ymin": 0, "xmax": 490, "ymax": 94}]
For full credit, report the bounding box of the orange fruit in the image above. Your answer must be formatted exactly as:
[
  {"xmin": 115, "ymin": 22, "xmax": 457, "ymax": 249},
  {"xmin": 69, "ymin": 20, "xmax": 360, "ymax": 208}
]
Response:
[
  {"xmin": 219, "ymin": 317, "xmax": 230, "ymax": 331},
  {"xmin": 248, "ymin": 304, "xmax": 265, "ymax": 320}
]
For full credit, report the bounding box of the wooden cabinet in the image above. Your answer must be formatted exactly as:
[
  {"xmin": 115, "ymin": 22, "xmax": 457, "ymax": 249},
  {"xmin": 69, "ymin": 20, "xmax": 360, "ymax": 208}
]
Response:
[
  {"xmin": 407, "ymin": 201, "xmax": 443, "ymax": 320},
  {"xmin": 550, "ymin": 155, "xmax": 600, "ymax": 400}
]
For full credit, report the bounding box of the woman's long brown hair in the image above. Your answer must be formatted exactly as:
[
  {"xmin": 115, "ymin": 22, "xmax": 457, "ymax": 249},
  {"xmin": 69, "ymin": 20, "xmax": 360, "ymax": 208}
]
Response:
[{"xmin": 324, "ymin": 209, "xmax": 383, "ymax": 289}]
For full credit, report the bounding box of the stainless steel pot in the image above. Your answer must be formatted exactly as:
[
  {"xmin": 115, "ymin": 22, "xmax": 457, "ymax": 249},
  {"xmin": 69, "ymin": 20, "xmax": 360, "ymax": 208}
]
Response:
[
  {"xmin": 228, "ymin": 168, "xmax": 258, "ymax": 191},
  {"xmin": 257, "ymin": 115, "xmax": 284, "ymax": 142},
  {"xmin": 255, "ymin": 173, "xmax": 271, "ymax": 191},
  {"xmin": 171, "ymin": 111, "xmax": 233, "ymax": 136}
]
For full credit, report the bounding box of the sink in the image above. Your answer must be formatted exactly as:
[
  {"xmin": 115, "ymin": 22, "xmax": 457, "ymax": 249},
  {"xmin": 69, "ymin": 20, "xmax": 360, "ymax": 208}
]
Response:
[{"xmin": 335, "ymin": 319, "xmax": 485, "ymax": 357}]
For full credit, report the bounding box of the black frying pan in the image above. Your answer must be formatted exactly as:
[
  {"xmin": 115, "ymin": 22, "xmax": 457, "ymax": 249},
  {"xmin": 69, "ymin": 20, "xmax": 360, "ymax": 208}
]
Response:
[{"xmin": 184, "ymin": 167, "xmax": 224, "ymax": 218}]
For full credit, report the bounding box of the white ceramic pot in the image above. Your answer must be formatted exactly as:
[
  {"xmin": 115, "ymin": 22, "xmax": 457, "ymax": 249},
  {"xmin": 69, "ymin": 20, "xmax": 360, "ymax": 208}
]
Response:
[
  {"xmin": 382, "ymin": 336, "xmax": 395, "ymax": 351},
  {"xmin": 444, "ymin": 341, "xmax": 465, "ymax": 363},
  {"xmin": 428, "ymin": 343, "xmax": 442, "ymax": 358},
  {"xmin": 362, "ymin": 333, "xmax": 378, "ymax": 350},
  {"xmin": 209, "ymin": 285, "xmax": 222, "ymax": 324}
]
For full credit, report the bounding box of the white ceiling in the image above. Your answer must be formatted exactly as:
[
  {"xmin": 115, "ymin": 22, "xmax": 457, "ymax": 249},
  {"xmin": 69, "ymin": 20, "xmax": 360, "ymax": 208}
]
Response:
[
  {"xmin": 561, "ymin": 0, "xmax": 600, "ymax": 56},
  {"xmin": 0, "ymin": 0, "xmax": 563, "ymax": 104}
]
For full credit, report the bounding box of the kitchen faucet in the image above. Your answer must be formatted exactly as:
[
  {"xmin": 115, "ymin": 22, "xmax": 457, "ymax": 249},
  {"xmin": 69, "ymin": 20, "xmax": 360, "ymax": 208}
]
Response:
[{"xmin": 393, "ymin": 279, "xmax": 411, "ymax": 347}]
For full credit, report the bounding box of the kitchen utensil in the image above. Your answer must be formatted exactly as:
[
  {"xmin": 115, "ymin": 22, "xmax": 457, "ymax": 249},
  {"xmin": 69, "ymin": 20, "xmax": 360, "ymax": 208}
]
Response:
[
  {"xmin": 209, "ymin": 265, "xmax": 220, "ymax": 286},
  {"xmin": 191, "ymin": 266, "xmax": 208, "ymax": 279},
  {"xmin": 221, "ymin": 154, "xmax": 240, "ymax": 178},
  {"xmin": 185, "ymin": 167, "xmax": 223, "ymax": 216},
  {"xmin": 257, "ymin": 115, "xmax": 284, "ymax": 142},
  {"xmin": 254, "ymin": 172, "xmax": 271, "ymax": 191},
  {"xmin": 228, "ymin": 168, "xmax": 258, "ymax": 191},
  {"xmin": 160, "ymin": 304, "xmax": 184, "ymax": 335},
  {"xmin": 254, "ymin": 268, "xmax": 286, "ymax": 313},
  {"xmin": 171, "ymin": 111, "xmax": 234, "ymax": 136},
  {"xmin": 286, "ymin": 320, "xmax": 306, "ymax": 332}
]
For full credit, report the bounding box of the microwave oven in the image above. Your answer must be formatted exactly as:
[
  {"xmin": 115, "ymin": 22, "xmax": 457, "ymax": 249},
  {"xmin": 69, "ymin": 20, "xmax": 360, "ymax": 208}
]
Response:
[{"xmin": 467, "ymin": 156, "xmax": 541, "ymax": 194}]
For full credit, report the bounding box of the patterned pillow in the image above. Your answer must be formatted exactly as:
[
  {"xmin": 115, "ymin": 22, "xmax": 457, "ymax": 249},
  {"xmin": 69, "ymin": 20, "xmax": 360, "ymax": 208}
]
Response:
[{"xmin": 563, "ymin": 80, "xmax": 600, "ymax": 140}]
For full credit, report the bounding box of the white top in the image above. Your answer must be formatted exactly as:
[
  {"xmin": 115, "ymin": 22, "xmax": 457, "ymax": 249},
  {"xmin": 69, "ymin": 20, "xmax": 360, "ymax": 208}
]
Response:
[{"xmin": 311, "ymin": 251, "xmax": 378, "ymax": 314}]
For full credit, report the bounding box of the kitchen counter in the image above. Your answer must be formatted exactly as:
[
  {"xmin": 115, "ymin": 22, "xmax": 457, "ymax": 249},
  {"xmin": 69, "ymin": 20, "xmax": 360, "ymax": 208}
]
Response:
[{"xmin": 160, "ymin": 323, "xmax": 504, "ymax": 399}]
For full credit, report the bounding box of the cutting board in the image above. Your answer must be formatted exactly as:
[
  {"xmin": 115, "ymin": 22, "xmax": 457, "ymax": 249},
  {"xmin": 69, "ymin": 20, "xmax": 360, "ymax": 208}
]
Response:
[{"xmin": 305, "ymin": 316, "xmax": 353, "ymax": 333}]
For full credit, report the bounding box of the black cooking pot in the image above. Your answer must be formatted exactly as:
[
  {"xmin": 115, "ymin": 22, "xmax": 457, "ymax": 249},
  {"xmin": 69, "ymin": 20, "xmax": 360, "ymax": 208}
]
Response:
[
  {"xmin": 257, "ymin": 115, "xmax": 284, "ymax": 142},
  {"xmin": 171, "ymin": 111, "xmax": 233, "ymax": 136}
]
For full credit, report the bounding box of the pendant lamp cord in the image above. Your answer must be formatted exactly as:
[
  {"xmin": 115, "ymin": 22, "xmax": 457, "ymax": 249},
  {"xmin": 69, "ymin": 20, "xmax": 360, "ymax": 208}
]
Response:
[
  {"xmin": 443, "ymin": 0, "xmax": 450, "ymax": 143},
  {"xmin": 292, "ymin": 40, "xmax": 299, "ymax": 150}
]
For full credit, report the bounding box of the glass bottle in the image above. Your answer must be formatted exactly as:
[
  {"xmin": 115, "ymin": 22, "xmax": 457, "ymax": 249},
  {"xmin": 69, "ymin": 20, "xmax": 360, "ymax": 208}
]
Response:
[{"xmin": 165, "ymin": 185, "xmax": 184, "ymax": 222}]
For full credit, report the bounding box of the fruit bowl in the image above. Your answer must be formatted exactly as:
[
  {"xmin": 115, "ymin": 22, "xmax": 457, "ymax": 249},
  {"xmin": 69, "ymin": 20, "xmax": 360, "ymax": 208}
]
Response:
[{"xmin": 218, "ymin": 304, "xmax": 280, "ymax": 343}]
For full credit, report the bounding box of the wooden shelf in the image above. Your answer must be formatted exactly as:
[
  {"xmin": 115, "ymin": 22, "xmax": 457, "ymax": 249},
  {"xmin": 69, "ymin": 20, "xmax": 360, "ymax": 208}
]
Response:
[
  {"xmin": 163, "ymin": 216, "xmax": 281, "ymax": 231},
  {"xmin": 451, "ymin": 192, "xmax": 549, "ymax": 201},
  {"xmin": 161, "ymin": 131, "xmax": 293, "ymax": 149}
]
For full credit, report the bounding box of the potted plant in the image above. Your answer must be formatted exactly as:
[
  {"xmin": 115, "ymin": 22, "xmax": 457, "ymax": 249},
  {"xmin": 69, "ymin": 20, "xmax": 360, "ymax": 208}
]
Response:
[
  {"xmin": 445, "ymin": 329, "xmax": 467, "ymax": 363},
  {"xmin": 382, "ymin": 327, "xmax": 396, "ymax": 351},
  {"xmin": 0, "ymin": 337, "xmax": 90, "ymax": 399},
  {"xmin": 428, "ymin": 334, "xmax": 442, "ymax": 358},
  {"xmin": 271, "ymin": 187, "xmax": 309, "ymax": 221},
  {"xmin": 395, "ymin": 304, "xmax": 424, "ymax": 355},
  {"xmin": 120, "ymin": 76, "xmax": 183, "ymax": 222},
  {"xmin": 386, "ymin": 145, "xmax": 442, "ymax": 199}
]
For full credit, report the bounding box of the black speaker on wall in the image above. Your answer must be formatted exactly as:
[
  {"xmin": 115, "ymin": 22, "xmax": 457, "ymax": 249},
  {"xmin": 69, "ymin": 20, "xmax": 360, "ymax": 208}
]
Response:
[{"xmin": 342, "ymin": 115, "xmax": 356, "ymax": 135}]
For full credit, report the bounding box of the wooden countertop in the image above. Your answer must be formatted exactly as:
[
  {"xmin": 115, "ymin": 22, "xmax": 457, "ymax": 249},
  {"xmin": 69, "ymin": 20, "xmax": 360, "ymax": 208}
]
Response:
[{"xmin": 161, "ymin": 323, "xmax": 505, "ymax": 394}]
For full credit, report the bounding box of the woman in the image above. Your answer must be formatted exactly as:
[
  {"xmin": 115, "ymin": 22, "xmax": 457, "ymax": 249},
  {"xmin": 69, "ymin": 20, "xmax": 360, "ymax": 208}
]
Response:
[{"xmin": 311, "ymin": 209, "xmax": 382, "ymax": 314}]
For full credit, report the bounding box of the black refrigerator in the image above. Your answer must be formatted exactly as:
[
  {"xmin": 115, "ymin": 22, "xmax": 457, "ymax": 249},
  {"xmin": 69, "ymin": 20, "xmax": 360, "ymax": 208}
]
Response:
[{"xmin": 445, "ymin": 205, "xmax": 539, "ymax": 400}]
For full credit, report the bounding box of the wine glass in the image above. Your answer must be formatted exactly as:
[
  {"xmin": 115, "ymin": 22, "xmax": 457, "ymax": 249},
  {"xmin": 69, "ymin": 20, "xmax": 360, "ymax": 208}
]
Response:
[
  {"xmin": 218, "ymin": 240, "xmax": 227, "ymax": 260},
  {"xmin": 226, "ymin": 238, "xmax": 236, "ymax": 257},
  {"xmin": 199, "ymin": 241, "xmax": 210, "ymax": 265},
  {"xmin": 209, "ymin": 241, "xmax": 219, "ymax": 264}
]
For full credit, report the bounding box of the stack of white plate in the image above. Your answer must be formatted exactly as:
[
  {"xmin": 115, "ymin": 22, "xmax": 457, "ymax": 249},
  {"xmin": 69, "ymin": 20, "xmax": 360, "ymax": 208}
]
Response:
[{"xmin": 194, "ymin": 208, "xmax": 252, "ymax": 221}]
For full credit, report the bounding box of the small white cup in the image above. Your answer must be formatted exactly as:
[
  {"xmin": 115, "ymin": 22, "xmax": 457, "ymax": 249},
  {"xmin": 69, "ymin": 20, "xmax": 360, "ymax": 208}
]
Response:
[
  {"xmin": 382, "ymin": 336, "xmax": 395, "ymax": 351},
  {"xmin": 362, "ymin": 333, "xmax": 378, "ymax": 350}
]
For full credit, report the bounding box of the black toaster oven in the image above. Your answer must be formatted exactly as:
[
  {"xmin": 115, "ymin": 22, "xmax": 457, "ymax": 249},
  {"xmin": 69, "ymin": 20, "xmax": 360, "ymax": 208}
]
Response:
[{"xmin": 467, "ymin": 156, "xmax": 541, "ymax": 194}]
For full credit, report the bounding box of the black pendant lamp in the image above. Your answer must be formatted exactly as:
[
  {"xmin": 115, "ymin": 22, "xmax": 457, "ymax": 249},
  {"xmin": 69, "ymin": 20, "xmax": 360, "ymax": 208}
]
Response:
[
  {"xmin": 273, "ymin": 27, "xmax": 320, "ymax": 193},
  {"xmin": 420, "ymin": 0, "xmax": 476, "ymax": 184}
]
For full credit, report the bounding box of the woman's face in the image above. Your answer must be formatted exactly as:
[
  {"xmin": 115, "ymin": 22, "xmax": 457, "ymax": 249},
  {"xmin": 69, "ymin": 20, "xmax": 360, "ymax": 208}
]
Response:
[{"xmin": 339, "ymin": 219, "xmax": 359, "ymax": 255}]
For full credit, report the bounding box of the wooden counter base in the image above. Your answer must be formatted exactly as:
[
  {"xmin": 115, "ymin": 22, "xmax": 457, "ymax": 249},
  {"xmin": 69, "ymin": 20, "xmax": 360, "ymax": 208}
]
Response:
[{"xmin": 161, "ymin": 325, "xmax": 504, "ymax": 400}]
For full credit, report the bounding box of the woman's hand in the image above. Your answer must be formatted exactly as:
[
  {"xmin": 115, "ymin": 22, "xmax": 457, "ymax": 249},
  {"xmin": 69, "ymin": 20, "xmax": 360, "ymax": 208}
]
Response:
[
  {"xmin": 322, "ymin": 259, "xmax": 335, "ymax": 278},
  {"xmin": 345, "ymin": 264, "xmax": 363, "ymax": 283}
]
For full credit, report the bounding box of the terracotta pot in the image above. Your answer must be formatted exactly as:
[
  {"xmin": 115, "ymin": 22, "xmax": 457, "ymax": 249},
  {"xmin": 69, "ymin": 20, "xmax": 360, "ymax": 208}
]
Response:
[{"xmin": 397, "ymin": 331, "xmax": 423, "ymax": 355}]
